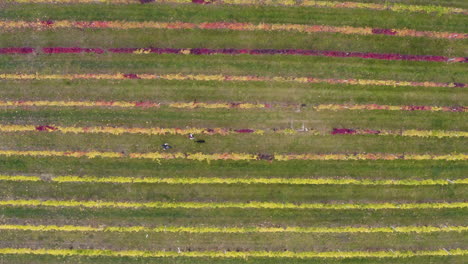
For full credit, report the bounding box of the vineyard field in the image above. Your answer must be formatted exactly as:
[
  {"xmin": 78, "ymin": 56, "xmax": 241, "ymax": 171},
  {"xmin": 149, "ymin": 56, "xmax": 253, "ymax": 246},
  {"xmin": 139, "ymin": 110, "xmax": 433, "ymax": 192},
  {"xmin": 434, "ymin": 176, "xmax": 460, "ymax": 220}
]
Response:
[{"xmin": 0, "ymin": 0, "xmax": 466, "ymax": 263}]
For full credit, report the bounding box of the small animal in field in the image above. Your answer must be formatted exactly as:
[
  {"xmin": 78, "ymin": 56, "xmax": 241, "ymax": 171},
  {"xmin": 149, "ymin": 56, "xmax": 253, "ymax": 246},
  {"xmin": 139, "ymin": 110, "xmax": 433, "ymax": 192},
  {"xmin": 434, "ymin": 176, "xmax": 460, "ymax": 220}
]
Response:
[{"xmin": 161, "ymin": 143, "xmax": 172, "ymax": 150}]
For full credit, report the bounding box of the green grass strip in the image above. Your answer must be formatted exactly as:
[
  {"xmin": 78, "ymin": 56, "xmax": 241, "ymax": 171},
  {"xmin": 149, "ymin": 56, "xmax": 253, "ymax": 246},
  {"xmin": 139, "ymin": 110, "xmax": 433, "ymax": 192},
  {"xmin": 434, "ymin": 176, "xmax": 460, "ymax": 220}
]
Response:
[
  {"xmin": 2, "ymin": 206, "xmax": 466, "ymax": 227},
  {"xmin": 1, "ymin": 30, "xmax": 465, "ymax": 57},
  {"xmin": 1, "ymin": 108, "xmax": 466, "ymax": 131},
  {"xmin": 0, "ymin": 156, "xmax": 465, "ymax": 180},
  {"xmin": 1, "ymin": 4, "xmax": 465, "ymax": 32},
  {"xmin": 4, "ymin": 0, "xmax": 467, "ymax": 15},
  {"xmin": 0, "ymin": 199, "xmax": 467, "ymax": 210},
  {"xmin": 0, "ymin": 247, "xmax": 465, "ymax": 258},
  {"xmin": 0, "ymin": 223, "xmax": 466, "ymax": 233},
  {"xmin": 0, "ymin": 79, "xmax": 465, "ymax": 107}
]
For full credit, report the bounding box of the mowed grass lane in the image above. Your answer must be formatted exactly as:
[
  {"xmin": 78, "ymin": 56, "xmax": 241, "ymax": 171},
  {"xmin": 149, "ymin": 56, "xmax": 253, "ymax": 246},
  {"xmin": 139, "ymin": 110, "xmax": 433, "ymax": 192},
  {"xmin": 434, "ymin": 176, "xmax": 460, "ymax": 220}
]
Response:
[
  {"xmin": 1, "ymin": 29, "xmax": 466, "ymax": 57},
  {"xmin": 332, "ymin": 0, "xmax": 468, "ymax": 8},
  {"xmin": 1, "ymin": 3, "xmax": 466, "ymax": 32},
  {"xmin": 0, "ymin": 80, "xmax": 466, "ymax": 106},
  {"xmin": 2, "ymin": 206, "xmax": 467, "ymax": 230},
  {"xmin": 1, "ymin": 230, "xmax": 466, "ymax": 252},
  {"xmin": 0, "ymin": 54, "xmax": 466, "ymax": 83},
  {"xmin": 0, "ymin": 180, "xmax": 466, "ymax": 203},
  {"xmin": 1, "ymin": 156, "xmax": 466, "ymax": 180},
  {"xmin": 2, "ymin": 0, "xmax": 468, "ymax": 11},
  {"xmin": 0, "ymin": 132, "xmax": 466, "ymax": 154},
  {"xmin": 1, "ymin": 108, "xmax": 466, "ymax": 131}
]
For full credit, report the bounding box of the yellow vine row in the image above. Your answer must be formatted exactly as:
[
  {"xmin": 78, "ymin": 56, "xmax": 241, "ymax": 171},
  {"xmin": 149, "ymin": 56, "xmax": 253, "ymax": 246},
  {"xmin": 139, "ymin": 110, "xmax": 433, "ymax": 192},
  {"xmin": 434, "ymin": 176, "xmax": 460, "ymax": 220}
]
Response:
[
  {"xmin": 1, "ymin": 124, "xmax": 467, "ymax": 138},
  {"xmin": 0, "ymin": 174, "xmax": 466, "ymax": 186},
  {"xmin": 0, "ymin": 125, "xmax": 242, "ymax": 135},
  {"xmin": 0, "ymin": 248, "xmax": 465, "ymax": 258},
  {"xmin": 0, "ymin": 150, "xmax": 466, "ymax": 161},
  {"xmin": 0, "ymin": 199, "xmax": 466, "ymax": 210},
  {"xmin": 0, "ymin": 100, "xmax": 268, "ymax": 109},
  {"xmin": 0, "ymin": 175, "xmax": 42, "ymax": 182},
  {"xmin": 0, "ymin": 100, "xmax": 466, "ymax": 112},
  {"xmin": 0, "ymin": 224, "xmax": 466, "ymax": 234},
  {"xmin": 0, "ymin": 73, "xmax": 465, "ymax": 88},
  {"xmin": 401, "ymin": 130, "xmax": 468, "ymax": 138},
  {"xmin": 5, "ymin": 0, "xmax": 466, "ymax": 15}
]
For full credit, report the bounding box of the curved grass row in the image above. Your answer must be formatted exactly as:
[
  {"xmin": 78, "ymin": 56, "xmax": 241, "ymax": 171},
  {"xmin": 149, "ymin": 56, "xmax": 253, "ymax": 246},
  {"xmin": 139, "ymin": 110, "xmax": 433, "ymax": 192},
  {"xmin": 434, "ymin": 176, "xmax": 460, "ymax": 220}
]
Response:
[
  {"xmin": 0, "ymin": 223, "xmax": 466, "ymax": 233},
  {"xmin": 1, "ymin": 175, "xmax": 467, "ymax": 185},
  {"xmin": 1, "ymin": 73, "xmax": 464, "ymax": 88},
  {"xmin": 1, "ymin": 20, "xmax": 465, "ymax": 39}
]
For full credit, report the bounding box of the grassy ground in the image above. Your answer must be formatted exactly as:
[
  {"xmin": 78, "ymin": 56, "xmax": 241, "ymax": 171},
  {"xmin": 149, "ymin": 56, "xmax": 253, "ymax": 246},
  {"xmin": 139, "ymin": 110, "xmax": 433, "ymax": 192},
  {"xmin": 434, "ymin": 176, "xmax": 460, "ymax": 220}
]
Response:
[
  {"xmin": 0, "ymin": 129, "xmax": 467, "ymax": 154},
  {"xmin": 1, "ymin": 181, "xmax": 465, "ymax": 203},
  {"xmin": 0, "ymin": 80, "xmax": 466, "ymax": 106},
  {"xmin": 1, "ymin": 108, "xmax": 466, "ymax": 131},
  {"xmin": 1, "ymin": 157, "xmax": 466, "ymax": 180},
  {"xmin": 0, "ymin": 255, "xmax": 466, "ymax": 264},
  {"xmin": 1, "ymin": 54, "xmax": 466, "ymax": 83},
  {"xmin": 1, "ymin": 29, "xmax": 467, "ymax": 57},
  {"xmin": 1, "ymin": 4, "xmax": 466, "ymax": 32},
  {"xmin": 0, "ymin": 1, "xmax": 466, "ymax": 263},
  {"xmin": 0, "ymin": 132, "xmax": 466, "ymax": 154},
  {"xmin": 1, "ymin": 206, "xmax": 467, "ymax": 227},
  {"xmin": 1, "ymin": 230, "xmax": 466, "ymax": 251},
  {"xmin": 0, "ymin": 207, "xmax": 466, "ymax": 227},
  {"xmin": 333, "ymin": 0, "xmax": 468, "ymax": 8}
]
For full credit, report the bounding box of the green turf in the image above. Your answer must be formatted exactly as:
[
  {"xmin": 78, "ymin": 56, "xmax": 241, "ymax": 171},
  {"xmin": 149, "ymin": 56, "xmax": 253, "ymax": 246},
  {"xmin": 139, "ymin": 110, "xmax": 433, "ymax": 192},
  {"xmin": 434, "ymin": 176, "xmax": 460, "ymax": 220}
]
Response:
[
  {"xmin": 1, "ymin": 230, "xmax": 466, "ymax": 251},
  {"xmin": 0, "ymin": 157, "xmax": 466, "ymax": 180},
  {"xmin": 0, "ymin": 79, "xmax": 466, "ymax": 106},
  {"xmin": 1, "ymin": 108, "xmax": 466, "ymax": 131},
  {"xmin": 1, "ymin": 3, "xmax": 466, "ymax": 32},
  {"xmin": 1, "ymin": 181, "xmax": 465, "ymax": 203},
  {"xmin": 0, "ymin": 54, "xmax": 466, "ymax": 83},
  {"xmin": 1, "ymin": 29, "xmax": 466, "ymax": 57},
  {"xmin": 1, "ymin": 207, "xmax": 467, "ymax": 226},
  {"xmin": 333, "ymin": 0, "xmax": 468, "ymax": 8},
  {"xmin": 0, "ymin": 132, "xmax": 466, "ymax": 154}
]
